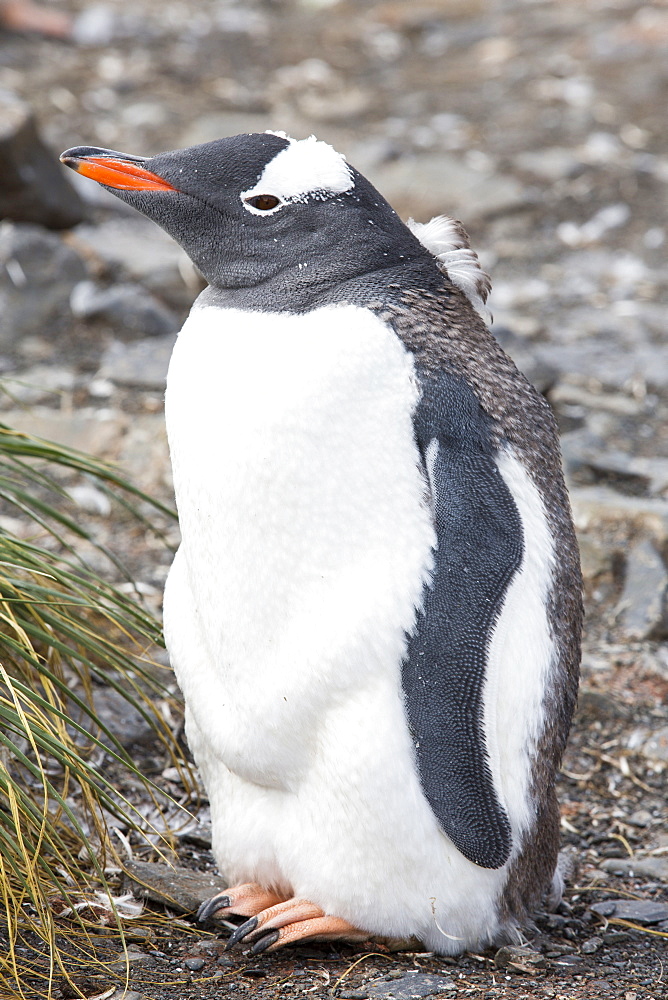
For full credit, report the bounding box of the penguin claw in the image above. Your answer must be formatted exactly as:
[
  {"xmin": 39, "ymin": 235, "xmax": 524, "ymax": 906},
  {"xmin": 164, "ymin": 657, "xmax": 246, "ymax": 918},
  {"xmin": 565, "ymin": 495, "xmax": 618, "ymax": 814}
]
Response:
[
  {"xmin": 197, "ymin": 883, "xmax": 288, "ymax": 925},
  {"xmin": 250, "ymin": 929, "xmax": 280, "ymax": 955},
  {"xmin": 225, "ymin": 915, "xmax": 258, "ymax": 949},
  {"xmin": 197, "ymin": 893, "xmax": 231, "ymax": 923}
]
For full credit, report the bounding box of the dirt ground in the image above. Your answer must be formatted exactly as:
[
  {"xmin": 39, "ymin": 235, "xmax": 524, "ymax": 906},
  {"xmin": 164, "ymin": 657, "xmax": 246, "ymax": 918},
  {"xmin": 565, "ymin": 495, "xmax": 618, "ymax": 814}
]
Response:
[{"xmin": 1, "ymin": 1, "xmax": 667, "ymax": 998}]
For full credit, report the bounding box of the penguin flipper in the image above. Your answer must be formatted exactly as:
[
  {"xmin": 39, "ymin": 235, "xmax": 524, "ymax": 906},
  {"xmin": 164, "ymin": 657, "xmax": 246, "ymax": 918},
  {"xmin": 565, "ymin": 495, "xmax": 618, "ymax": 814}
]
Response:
[{"xmin": 403, "ymin": 370, "xmax": 524, "ymax": 870}]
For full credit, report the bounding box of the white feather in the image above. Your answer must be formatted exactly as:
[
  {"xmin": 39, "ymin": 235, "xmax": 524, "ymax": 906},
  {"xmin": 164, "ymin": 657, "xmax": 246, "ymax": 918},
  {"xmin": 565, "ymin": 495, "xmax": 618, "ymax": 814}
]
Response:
[
  {"xmin": 407, "ymin": 215, "xmax": 492, "ymax": 322},
  {"xmin": 483, "ymin": 447, "xmax": 556, "ymax": 846},
  {"xmin": 162, "ymin": 302, "xmax": 538, "ymax": 953},
  {"xmin": 241, "ymin": 134, "xmax": 353, "ymax": 213}
]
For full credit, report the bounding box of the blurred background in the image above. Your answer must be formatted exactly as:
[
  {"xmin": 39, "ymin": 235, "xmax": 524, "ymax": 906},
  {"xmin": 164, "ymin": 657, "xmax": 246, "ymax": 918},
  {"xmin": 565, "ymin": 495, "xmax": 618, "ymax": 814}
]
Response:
[{"xmin": 1, "ymin": 0, "xmax": 667, "ymax": 992}]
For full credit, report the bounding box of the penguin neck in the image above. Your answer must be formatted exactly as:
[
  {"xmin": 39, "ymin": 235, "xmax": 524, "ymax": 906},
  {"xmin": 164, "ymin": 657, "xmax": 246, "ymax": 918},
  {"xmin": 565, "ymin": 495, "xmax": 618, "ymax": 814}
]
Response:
[{"xmin": 196, "ymin": 257, "xmax": 445, "ymax": 315}]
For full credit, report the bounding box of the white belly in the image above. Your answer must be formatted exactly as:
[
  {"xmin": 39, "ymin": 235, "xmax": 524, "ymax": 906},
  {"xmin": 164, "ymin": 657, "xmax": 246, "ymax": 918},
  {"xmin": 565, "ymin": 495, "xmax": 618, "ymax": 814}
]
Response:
[
  {"xmin": 162, "ymin": 301, "xmax": 510, "ymax": 950},
  {"xmin": 164, "ymin": 302, "xmax": 434, "ymax": 785}
]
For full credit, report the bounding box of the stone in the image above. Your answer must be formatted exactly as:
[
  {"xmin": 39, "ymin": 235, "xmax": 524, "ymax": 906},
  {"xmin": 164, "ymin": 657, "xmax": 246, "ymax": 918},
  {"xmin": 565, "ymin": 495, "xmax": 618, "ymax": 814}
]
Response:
[
  {"xmin": 639, "ymin": 725, "xmax": 668, "ymax": 764},
  {"xmin": 577, "ymin": 534, "xmax": 614, "ymax": 582},
  {"xmin": 0, "ymin": 407, "xmax": 128, "ymax": 460},
  {"xmin": 560, "ymin": 429, "xmax": 668, "ymax": 496},
  {"xmin": 590, "ymin": 899, "xmax": 668, "ymax": 924},
  {"xmin": 513, "ymin": 147, "xmax": 581, "ymax": 182},
  {"xmin": 90, "ymin": 686, "xmax": 157, "ymax": 749},
  {"xmin": 581, "ymin": 935, "xmax": 603, "ymax": 954},
  {"xmin": 348, "ymin": 148, "xmax": 530, "ymax": 221},
  {"xmin": 0, "ymin": 364, "xmax": 76, "ymax": 405},
  {"xmin": 184, "ymin": 957, "xmax": 206, "ymax": 971},
  {"xmin": 575, "ymin": 688, "xmax": 629, "ymax": 723},
  {"xmin": 124, "ymin": 860, "xmax": 229, "ymax": 914},
  {"xmin": 366, "ymin": 973, "xmax": 456, "ymax": 999},
  {"xmin": 71, "ymin": 280, "xmax": 179, "ymax": 338},
  {"xmin": 616, "ymin": 539, "xmax": 668, "ymax": 641},
  {"xmin": 0, "ymin": 94, "xmax": 85, "ymax": 230},
  {"xmin": 493, "ymin": 945, "xmax": 546, "ymax": 971},
  {"xmin": 72, "ymin": 218, "xmax": 200, "ymax": 310},
  {"xmin": 0, "ymin": 223, "xmax": 88, "ymax": 351},
  {"xmin": 599, "ymin": 856, "xmax": 668, "ymax": 881},
  {"xmin": 534, "ymin": 339, "xmax": 668, "ymax": 391},
  {"xmin": 98, "ymin": 334, "xmax": 177, "ymax": 390},
  {"xmin": 571, "ymin": 486, "xmax": 668, "ymax": 541},
  {"xmin": 117, "ymin": 413, "xmax": 171, "ymax": 492}
]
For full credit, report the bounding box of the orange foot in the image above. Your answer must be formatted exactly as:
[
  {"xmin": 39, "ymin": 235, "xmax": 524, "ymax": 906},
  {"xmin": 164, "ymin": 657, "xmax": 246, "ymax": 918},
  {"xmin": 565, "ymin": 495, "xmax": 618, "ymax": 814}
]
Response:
[{"xmin": 224, "ymin": 896, "xmax": 370, "ymax": 954}]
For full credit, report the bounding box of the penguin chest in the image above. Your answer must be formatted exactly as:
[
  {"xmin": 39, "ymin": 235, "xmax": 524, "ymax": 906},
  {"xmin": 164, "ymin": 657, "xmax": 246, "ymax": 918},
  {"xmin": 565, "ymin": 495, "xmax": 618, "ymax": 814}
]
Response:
[{"xmin": 164, "ymin": 302, "xmax": 435, "ymax": 785}]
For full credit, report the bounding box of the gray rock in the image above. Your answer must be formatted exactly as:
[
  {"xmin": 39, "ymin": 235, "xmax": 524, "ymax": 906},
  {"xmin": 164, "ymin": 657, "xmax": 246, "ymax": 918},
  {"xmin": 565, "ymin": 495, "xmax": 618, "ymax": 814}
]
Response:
[
  {"xmin": 616, "ymin": 539, "xmax": 668, "ymax": 641},
  {"xmin": 184, "ymin": 957, "xmax": 206, "ymax": 971},
  {"xmin": 90, "ymin": 685, "xmax": 157, "ymax": 749},
  {"xmin": 0, "ymin": 364, "xmax": 76, "ymax": 404},
  {"xmin": 591, "ymin": 899, "xmax": 668, "ymax": 924},
  {"xmin": 599, "ymin": 856, "xmax": 668, "ymax": 882},
  {"xmin": 581, "ymin": 936, "xmax": 603, "ymax": 954},
  {"xmin": 639, "ymin": 725, "xmax": 668, "ymax": 764},
  {"xmin": 366, "ymin": 973, "xmax": 456, "ymax": 999},
  {"xmin": 98, "ymin": 333, "xmax": 176, "ymax": 390},
  {"xmin": 513, "ymin": 147, "xmax": 581, "ymax": 182},
  {"xmin": 534, "ymin": 339, "xmax": 668, "ymax": 391},
  {"xmin": 0, "ymin": 94, "xmax": 85, "ymax": 230},
  {"xmin": 71, "ymin": 280, "xmax": 179, "ymax": 338},
  {"xmin": 577, "ymin": 534, "xmax": 614, "ymax": 582},
  {"xmin": 493, "ymin": 945, "xmax": 546, "ymax": 971},
  {"xmin": 0, "ymin": 223, "xmax": 87, "ymax": 350},
  {"xmin": 560, "ymin": 429, "xmax": 668, "ymax": 496},
  {"xmin": 72, "ymin": 218, "xmax": 200, "ymax": 310},
  {"xmin": 350, "ymin": 149, "xmax": 530, "ymax": 221},
  {"xmin": 570, "ymin": 486, "xmax": 668, "ymax": 541},
  {"xmin": 124, "ymin": 860, "xmax": 228, "ymax": 914},
  {"xmin": 0, "ymin": 406, "xmax": 127, "ymax": 460},
  {"xmin": 575, "ymin": 688, "xmax": 629, "ymax": 723},
  {"xmin": 72, "ymin": 4, "xmax": 118, "ymax": 45}
]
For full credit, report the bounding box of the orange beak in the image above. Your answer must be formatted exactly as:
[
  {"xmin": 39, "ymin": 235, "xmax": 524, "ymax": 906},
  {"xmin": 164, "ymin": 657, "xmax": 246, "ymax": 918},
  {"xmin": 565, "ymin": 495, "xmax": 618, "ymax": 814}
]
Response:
[{"xmin": 60, "ymin": 147, "xmax": 176, "ymax": 192}]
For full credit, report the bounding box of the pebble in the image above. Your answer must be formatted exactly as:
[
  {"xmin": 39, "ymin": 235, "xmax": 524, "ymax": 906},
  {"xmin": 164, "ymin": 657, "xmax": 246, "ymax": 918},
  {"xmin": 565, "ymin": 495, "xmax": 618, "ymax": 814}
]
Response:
[
  {"xmin": 349, "ymin": 148, "xmax": 529, "ymax": 221},
  {"xmin": 600, "ymin": 856, "xmax": 668, "ymax": 882},
  {"xmin": 616, "ymin": 539, "xmax": 668, "ymax": 641},
  {"xmin": 124, "ymin": 859, "xmax": 229, "ymax": 913},
  {"xmin": 591, "ymin": 899, "xmax": 668, "ymax": 924},
  {"xmin": 581, "ymin": 935, "xmax": 603, "ymax": 953},
  {"xmin": 493, "ymin": 944, "xmax": 546, "ymax": 970},
  {"xmin": 72, "ymin": 218, "xmax": 200, "ymax": 310},
  {"xmin": 98, "ymin": 334, "xmax": 177, "ymax": 390},
  {"xmin": 71, "ymin": 280, "xmax": 179, "ymax": 338},
  {"xmin": 184, "ymin": 957, "xmax": 206, "ymax": 971},
  {"xmin": 638, "ymin": 725, "xmax": 668, "ymax": 764},
  {"xmin": 0, "ymin": 94, "xmax": 85, "ymax": 230},
  {"xmin": 366, "ymin": 972, "xmax": 456, "ymax": 999},
  {"xmin": 0, "ymin": 222, "xmax": 87, "ymax": 351}
]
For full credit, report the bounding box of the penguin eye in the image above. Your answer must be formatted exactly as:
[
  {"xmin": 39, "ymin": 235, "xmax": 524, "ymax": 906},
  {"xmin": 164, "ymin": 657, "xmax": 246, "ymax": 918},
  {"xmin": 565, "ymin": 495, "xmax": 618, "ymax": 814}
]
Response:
[{"xmin": 244, "ymin": 194, "xmax": 281, "ymax": 211}]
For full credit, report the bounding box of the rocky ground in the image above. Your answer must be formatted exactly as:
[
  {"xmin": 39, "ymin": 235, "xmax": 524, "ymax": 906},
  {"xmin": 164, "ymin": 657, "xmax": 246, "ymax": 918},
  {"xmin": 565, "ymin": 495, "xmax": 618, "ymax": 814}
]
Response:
[{"xmin": 1, "ymin": 0, "xmax": 667, "ymax": 998}]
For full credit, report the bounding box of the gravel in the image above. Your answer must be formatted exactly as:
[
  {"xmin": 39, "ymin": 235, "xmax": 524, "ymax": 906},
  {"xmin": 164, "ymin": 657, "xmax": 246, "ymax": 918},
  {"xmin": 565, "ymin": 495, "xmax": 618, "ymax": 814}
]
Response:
[{"xmin": 2, "ymin": 1, "xmax": 667, "ymax": 998}]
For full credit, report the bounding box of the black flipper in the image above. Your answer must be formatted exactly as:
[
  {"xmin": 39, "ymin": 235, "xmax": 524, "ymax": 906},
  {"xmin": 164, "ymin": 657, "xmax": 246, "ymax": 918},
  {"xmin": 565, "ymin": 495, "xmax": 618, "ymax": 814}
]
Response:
[{"xmin": 403, "ymin": 370, "xmax": 523, "ymax": 869}]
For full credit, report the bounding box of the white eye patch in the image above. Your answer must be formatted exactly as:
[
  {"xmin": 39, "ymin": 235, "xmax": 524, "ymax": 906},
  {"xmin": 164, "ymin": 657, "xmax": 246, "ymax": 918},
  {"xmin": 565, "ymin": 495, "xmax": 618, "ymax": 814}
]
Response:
[{"xmin": 241, "ymin": 134, "xmax": 354, "ymax": 215}]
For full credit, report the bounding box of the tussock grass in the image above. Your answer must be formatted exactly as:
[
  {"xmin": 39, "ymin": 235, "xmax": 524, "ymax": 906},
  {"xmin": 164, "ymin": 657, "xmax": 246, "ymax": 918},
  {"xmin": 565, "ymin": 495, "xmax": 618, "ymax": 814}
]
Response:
[{"xmin": 0, "ymin": 423, "xmax": 192, "ymax": 998}]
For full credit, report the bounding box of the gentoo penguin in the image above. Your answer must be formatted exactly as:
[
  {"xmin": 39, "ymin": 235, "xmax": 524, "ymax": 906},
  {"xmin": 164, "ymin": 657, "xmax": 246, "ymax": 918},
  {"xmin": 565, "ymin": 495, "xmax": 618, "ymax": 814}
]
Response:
[{"xmin": 61, "ymin": 133, "xmax": 582, "ymax": 955}]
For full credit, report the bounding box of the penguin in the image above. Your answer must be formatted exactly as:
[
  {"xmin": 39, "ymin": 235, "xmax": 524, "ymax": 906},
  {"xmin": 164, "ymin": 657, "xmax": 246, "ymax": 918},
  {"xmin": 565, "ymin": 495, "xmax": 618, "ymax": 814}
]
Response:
[{"xmin": 61, "ymin": 132, "xmax": 583, "ymax": 956}]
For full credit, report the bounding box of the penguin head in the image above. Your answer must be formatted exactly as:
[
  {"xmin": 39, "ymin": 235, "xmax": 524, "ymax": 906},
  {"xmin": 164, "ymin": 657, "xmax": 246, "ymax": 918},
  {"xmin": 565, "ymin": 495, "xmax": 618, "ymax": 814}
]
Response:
[{"xmin": 60, "ymin": 132, "xmax": 427, "ymax": 293}]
